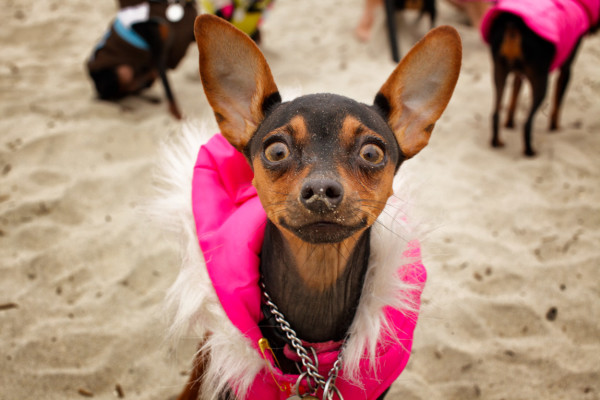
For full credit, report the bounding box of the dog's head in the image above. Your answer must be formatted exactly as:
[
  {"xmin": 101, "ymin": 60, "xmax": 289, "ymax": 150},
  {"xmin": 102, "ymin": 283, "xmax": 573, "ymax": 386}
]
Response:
[{"xmin": 194, "ymin": 14, "xmax": 461, "ymax": 245}]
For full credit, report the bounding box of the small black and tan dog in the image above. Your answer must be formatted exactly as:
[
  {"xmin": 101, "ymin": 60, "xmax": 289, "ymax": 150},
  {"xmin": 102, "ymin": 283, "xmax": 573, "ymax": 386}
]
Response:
[
  {"xmin": 482, "ymin": 1, "xmax": 599, "ymax": 156},
  {"xmin": 174, "ymin": 14, "xmax": 461, "ymax": 400}
]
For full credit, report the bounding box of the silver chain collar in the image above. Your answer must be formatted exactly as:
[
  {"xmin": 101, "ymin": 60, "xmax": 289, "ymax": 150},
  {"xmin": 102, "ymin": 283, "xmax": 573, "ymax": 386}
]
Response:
[{"xmin": 261, "ymin": 282, "xmax": 345, "ymax": 400}]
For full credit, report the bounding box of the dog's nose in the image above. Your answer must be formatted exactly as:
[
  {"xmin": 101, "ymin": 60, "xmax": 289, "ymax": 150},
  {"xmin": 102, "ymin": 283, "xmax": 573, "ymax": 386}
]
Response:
[{"xmin": 300, "ymin": 178, "xmax": 344, "ymax": 212}]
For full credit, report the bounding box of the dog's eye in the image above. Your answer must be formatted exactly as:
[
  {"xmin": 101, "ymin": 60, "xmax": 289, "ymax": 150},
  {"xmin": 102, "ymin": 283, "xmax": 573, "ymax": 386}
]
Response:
[
  {"xmin": 359, "ymin": 143, "xmax": 384, "ymax": 164},
  {"xmin": 264, "ymin": 141, "xmax": 290, "ymax": 162}
]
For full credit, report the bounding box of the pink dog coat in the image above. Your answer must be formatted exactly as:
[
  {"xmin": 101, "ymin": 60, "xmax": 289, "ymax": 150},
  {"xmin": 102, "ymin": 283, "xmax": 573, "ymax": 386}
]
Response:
[
  {"xmin": 191, "ymin": 134, "xmax": 426, "ymax": 399},
  {"xmin": 480, "ymin": 0, "xmax": 600, "ymax": 71}
]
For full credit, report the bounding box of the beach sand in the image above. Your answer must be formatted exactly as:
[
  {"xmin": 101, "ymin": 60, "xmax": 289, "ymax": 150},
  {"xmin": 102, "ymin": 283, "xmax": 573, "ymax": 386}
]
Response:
[{"xmin": 1, "ymin": 1, "xmax": 599, "ymax": 399}]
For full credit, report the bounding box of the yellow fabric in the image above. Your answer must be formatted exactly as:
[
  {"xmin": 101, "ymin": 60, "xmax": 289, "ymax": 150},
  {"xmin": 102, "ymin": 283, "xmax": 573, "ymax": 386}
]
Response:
[{"xmin": 200, "ymin": 0, "xmax": 273, "ymax": 35}]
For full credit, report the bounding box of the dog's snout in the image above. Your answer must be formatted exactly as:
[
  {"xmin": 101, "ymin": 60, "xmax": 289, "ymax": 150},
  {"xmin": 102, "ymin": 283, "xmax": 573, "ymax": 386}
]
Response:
[{"xmin": 300, "ymin": 178, "xmax": 344, "ymax": 212}]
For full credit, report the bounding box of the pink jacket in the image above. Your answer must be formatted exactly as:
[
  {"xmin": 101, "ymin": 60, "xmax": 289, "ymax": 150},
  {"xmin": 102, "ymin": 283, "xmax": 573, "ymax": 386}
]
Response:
[
  {"xmin": 480, "ymin": 0, "xmax": 600, "ymax": 71},
  {"xmin": 191, "ymin": 134, "xmax": 426, "ymax": 399}
]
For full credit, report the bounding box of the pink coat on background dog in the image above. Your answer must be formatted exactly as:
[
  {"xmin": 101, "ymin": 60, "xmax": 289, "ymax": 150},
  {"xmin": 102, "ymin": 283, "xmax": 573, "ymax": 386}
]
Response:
[
  {"xmin": 191, "ymin": 134, "xmax": 427, "ymax": 399},
  {"xmin": 480, "ymin": 0, "xmax": 600, "ymax": 71}
]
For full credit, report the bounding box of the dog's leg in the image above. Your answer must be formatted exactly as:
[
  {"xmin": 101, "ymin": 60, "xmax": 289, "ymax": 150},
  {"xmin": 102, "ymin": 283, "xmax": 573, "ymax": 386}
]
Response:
[
  {"xmin": 384, "ymin": 0, "xmax": 401, "ymax": 62},
  {"xmin": 492, "ymin": 61, "xmax": 509, "ymax": 148},
  {"xmin": 377, "ymin": 386, "xmax": 391, "ymax": 399},
  {"xmin": 523, "ymin": 70, "xmax": 549, "ymax": 157},
  {"xmin": 132, "ymin": 21, "xmax": 182, "ymax": 120},
  {"xmin": 550, "ymin": 39, "xmax": 582, "ymax": 131},
  {"xmin": 426, "ymin": 0, "xmax": 436, "ymax": 28},
  {"xmin": 176, "ymin": 347, "xmax": 207, "ymax": 400},
  {"xmin": 505, "ymin": 74, "xmax": 522, "ymax": 128},
  {"xmin": 415, "ymin": 0, "xmax": 435, "ymax": 28}
]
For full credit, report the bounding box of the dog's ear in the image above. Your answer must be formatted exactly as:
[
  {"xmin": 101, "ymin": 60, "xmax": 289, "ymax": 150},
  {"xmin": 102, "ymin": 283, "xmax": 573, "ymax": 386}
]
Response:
[
  {"xmin": 376, "ymin": 26, "xmax": 462, "ymax": 159},
  {"xmin": 194, "ymin": 14, "xmax": 280, "ymax": 151}
]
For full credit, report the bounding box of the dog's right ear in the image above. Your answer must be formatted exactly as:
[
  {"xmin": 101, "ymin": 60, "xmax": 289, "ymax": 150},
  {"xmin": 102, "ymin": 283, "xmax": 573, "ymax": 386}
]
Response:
[{"xmin": 194, "ymin": 14, "xmax": 280, "ymax": 151}]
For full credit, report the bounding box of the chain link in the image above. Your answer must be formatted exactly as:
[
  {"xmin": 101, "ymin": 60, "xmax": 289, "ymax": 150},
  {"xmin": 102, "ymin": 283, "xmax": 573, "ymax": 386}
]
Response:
[{"xmin": 261, "ymin": 282, "xmax": 344, "ymax": 399}]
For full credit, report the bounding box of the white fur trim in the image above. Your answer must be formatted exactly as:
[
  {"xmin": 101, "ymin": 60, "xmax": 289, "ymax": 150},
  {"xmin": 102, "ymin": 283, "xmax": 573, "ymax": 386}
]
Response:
[{"xmin": 151, "ymin": 121, "xmax": 422, "ymax": 398}]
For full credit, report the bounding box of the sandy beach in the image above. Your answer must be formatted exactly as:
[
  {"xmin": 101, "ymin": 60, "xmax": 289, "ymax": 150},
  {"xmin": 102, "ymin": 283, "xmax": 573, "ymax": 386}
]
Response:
[{"xmin": 1, "ymin": 0, "xmax": 599, "ymax": 399}]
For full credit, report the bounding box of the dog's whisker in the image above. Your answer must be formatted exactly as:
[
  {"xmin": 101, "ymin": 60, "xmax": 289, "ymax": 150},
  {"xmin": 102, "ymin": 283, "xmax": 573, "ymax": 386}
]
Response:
[
  {"xmin": 264, "ymin": 200, "xmax": 295, "ymax": 210},
  {"xmin": 372, "ymin": 219, "xmax": 410, "ymax": 242},
  {"xmin": 354, "ymin": 201, "xmax": 410, "ymax": 220},
  {"xmin": 358, "ymin": 198, "xmax": 406, "ymax": 210}
]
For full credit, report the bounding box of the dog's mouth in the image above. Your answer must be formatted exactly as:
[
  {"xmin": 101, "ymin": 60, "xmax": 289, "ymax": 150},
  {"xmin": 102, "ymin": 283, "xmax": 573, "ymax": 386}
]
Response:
[{"xmin": 279, "ymin": 219, "xmax": 367, "ymax": 244}]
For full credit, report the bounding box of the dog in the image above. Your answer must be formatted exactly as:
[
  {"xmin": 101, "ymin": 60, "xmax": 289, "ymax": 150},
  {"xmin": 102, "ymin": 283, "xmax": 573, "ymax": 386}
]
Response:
[
  {"xmin": 86, "ymin": 0, "xmax": 198, "ymax": 119},
  {"xmin": 480, "ymin": 0, "xmax": 600, "ymax": 156},
  {"xmin": 163, "ymin": 14, "xmax": 461, "ymax": 400},
  {"xmin": 356, "ymin": 0, "xmax": 436, "ymax": 62}
]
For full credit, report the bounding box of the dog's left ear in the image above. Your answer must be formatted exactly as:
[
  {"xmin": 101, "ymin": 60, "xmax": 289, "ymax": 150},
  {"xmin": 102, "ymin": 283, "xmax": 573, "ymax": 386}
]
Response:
[
  {"xmin": 194, "ymin": 14, "xmax": 280, "ymax": 151},
  {"xmin": 376, "ymin": 26, "xmax": 462, "ymax": 159}
]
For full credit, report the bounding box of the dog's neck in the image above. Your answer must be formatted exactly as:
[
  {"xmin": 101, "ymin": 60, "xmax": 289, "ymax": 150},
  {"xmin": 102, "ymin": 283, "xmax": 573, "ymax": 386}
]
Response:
[{"xmin": 260, "ymin": 221, "xmax": 371, "ymax": 344}]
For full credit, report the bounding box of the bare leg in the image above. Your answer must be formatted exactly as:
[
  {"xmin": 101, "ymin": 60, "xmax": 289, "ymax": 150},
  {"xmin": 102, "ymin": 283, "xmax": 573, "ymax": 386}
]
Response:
[
  {"xmin": 464, "ymin": 2, "xmax": 491, "ymax": 28},
  {"xmin": 355, "ymin": 0, "xmax": 383, "ymax": 42},
  {"xmin": 444, "ymin": 0, "xmax": 490, "ymax": 28}
]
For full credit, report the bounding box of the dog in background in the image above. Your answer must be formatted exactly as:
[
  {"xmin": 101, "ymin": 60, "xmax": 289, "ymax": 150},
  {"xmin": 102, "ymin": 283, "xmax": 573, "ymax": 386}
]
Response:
[
  {"xmin": 163, "ymin": 14, "xmax": 461, "ymax": 400},
  {"xmin": 356, "ymin": 0, "xmax": 436, "ymax": 42},
  {"xmin": 87, "ymin": 0, "xmax": 197, "ymax": 119},
  {"xmin": 481, "ymin": 0, "xmax": 600, "ymax": 156}
]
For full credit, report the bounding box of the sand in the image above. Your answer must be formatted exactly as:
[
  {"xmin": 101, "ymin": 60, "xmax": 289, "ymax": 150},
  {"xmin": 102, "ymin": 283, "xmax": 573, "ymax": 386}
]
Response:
[{"xmin": 1, "ymin": 0, "xmax": 599, "ymax": 399}]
